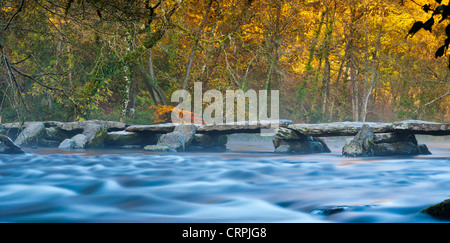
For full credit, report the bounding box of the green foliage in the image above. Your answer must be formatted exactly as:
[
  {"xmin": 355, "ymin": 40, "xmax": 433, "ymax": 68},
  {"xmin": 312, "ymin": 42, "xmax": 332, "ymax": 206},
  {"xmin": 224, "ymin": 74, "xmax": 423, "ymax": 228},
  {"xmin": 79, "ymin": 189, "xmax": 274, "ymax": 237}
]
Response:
[{"xmin": 1, "ymin": 0, "xmax": 449, "ymax": 125}]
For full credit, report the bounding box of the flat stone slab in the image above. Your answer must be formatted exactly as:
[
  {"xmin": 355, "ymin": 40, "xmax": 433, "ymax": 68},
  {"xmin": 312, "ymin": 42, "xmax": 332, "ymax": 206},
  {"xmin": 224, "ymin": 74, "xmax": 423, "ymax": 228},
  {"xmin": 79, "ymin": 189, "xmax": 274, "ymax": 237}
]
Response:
[
  {"xmin": 126, "ymin": 123, "xmax": 182, "ymax": 133},
  {"xmin": 391, "ymin": 120, "xmax": 450, "ymax": 135},
  {"xmin": 196, "ymin": 120, "xmax": 293, "ymax": 134},
  {"xmin": 288, "ymin": 122, "xmax": 392, "ymax": 137},
  {"xmin": 4, "ymin": 120, "xmax": 127, "ymax": 132},
  {"xmin": 54, "ymin": 120, "xmax": 127, "ymax": 131},
  {"xmin": 126, "ymin": 120, "xmax": 292, "ymax": 135},
  {"xmin": 3, "ymin": 122, "xmax": 37, "ymax": 129},
  {"xmin": 288, "ymin": 120, "xmax": 450, "ymax": 137}
]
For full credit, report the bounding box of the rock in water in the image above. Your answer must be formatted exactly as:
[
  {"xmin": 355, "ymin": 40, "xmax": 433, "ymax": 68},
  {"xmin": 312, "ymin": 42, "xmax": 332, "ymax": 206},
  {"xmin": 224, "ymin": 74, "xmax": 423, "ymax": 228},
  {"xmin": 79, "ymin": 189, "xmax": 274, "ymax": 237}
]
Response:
[
  {"xmin": 174, "ymin": 124, "xmax": 197, "ymax": 146},
  {"xmin": 275, "ymin": 127, "xmax": 308, "ymax": 140},
  {"xmin": 157, "ymin": 131, "xmax": 186, "ymax": 152},
  {"xmin": 58, "ymin": 139, "xmax": 76, "ymax": 150},
  {"xmin": 343, "ymin": 125, "xmax": 430, "ymax": 157},
  {"xmin": 14, "ymin": 122, "xmax": 46, "ymax": 147},
  {"xmin": 0, "ymin": 134, "xmax": 25, "ymax": 154},
  {"xmin": 418, "ymin": 144, "xmax": 432, "ymax": 155},
  {"xmin": 82, "ymin": 123, "xmax": 107, "ymax": 148},
  {"xmin": 72, "ymin": 134, "xmax": 88, "ymax": 149},
  {"xmin": 314, "ymin": 137, "xmax": 332, "ymax": 153},
  {"xmin": 144, "ymin": 145, "xmax": 176, "ymax": 152},
  {"xmin": 44, "ymin": 127, "xmax": 67, "ymax": 142},
  {"xmin": 272, "ymin": 133, "xmax": 330, "ymax": 154},
  {"xmin": 189, "ymin": 134, "xmax": 228, "ymax": 151},
  {"xmin": 274, "ymin": 145, "xmax": 291, "ymax": 153},
  {"xmin": 105, "ymin": 131, "xmax": 147, "ymax": 147},
  {"xmin": 372, "ymin": 141, "xmax": 421, "ymax": 156},
  {"xmin": 421, "ymin": 199, "xmax": 450, "ymax": 220},
  {"xmin": 342, "ymin": 124, "xmax": 375, "ymax": 157},
  {"xmin": 273, "ymin": 138, "xmax": 330, "ymax": 154}
]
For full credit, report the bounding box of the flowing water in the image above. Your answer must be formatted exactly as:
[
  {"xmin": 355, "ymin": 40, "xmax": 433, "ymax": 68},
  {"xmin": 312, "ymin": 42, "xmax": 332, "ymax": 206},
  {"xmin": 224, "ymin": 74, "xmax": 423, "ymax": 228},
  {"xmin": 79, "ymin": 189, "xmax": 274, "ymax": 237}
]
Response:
[{"xmin": 0, "ymin": 136, "xmax": 449, "ymax": 223}]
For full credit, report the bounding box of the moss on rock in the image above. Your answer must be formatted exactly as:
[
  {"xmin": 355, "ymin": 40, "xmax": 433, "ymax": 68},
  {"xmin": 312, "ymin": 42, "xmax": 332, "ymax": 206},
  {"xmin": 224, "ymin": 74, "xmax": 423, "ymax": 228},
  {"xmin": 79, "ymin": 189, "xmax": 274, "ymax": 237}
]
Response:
[{"xmin": 421, "ymin": 199, "xmax": 450, "ymax": 220}]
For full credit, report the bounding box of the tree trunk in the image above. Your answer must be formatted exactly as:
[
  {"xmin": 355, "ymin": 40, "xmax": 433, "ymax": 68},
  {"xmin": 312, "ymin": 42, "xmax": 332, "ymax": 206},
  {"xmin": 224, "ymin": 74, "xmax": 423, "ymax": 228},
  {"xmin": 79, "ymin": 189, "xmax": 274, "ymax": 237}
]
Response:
[
  {"xmin": 362, "ymin": 8, "xmax": 383, "ymax": 122},
  {"xmin": 201, "ymin": 0, "xmax": 254, "ymax": 88},
  {"xmin": 138, "ymin": 61, "xmax": 168, "ymax": 106},
  {"xmin": 126, "ymin": 64, "xmax": 136, "ymax": 118},
  {"xmin": 181, "ymin": 0, "xmax": 214, "ymax": 91},
  {"xmin": 350, "ymin": 65, "xmax": 359, "ymax": 122},
  {"xmin": 120, "ymin": 64, "xmax": 131, "ymax": 123},
  {"xmin": 322, "ymin": 4, "xmax": 334, "ymax": 120}
]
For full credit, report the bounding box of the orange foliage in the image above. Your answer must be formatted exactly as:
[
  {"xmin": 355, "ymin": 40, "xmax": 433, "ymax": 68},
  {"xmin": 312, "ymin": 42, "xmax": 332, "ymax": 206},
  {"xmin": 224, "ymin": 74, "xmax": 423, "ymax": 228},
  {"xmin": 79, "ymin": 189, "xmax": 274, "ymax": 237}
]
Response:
[{"xmin": 150, "ymin": 105, "xmax": 205, "ymax": 125}]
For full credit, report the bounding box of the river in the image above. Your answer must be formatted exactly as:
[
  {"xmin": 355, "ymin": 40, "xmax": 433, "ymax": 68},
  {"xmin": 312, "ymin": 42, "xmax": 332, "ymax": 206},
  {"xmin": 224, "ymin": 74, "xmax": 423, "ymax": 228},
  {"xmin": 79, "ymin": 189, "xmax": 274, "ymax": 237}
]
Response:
[{"xmin": 0, "ymin": 136, "xmax": 449, "ymax": 223}]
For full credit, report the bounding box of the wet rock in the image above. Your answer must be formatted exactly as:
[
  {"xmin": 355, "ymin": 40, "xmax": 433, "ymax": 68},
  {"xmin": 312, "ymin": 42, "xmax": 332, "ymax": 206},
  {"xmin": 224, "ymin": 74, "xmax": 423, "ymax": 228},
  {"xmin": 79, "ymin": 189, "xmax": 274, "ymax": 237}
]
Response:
[
  {"xmin": 373, "ymin": 132, "xmax": 417, "ymax": 144},
  {"xmin": 274, "ymin": 138, "xmax": 330, "ymax": 154},
  {"xmin": 342, "ymin": 124, "xmax": 376, "ymax": 157},
  {"xmin": 310, "ymin": 206, "xmax": 349, "ymax": 216},
  {"xmin": 190, "ymin": 134, "xmax": 228, "ymax": 151},
  {"xmin": 372, "ymin": 141, "xmax": 421, "ymax": 156},
  {"xmin": 275, "ymin": 127, "xmax": 308, "ymax": 140},
  {"xmin": 0, "ymin": 134, "xmax": 25, "ymax": 154},
  {"xmin": 343, "ymin": 125, "xmax": 431, "ymax": 157},
  {"xmin": 197, "ymin": 120, "xmax": 292, "ymax": 134},
  {"xmin": 58, "ymin": 139, "xmax": 76, "ymax": 150},
  {"xmin": 44, "ymin": 127, "xmax": 67, "ymax": 142},
  {"xmin": 0, "ymin": 139, "xmax": 6, "ymax": 151},
  {"xmin": 126, "ymin": 123, "xmax": 177, "ymax": 133},
  {"xmin": 144, "ymin": 145, "xmax": 176, "ymax": 152},
  {"xmin": 40, "ymin": 139, "xmax": 62, "ymax": 147},
  {"xmin": 52, "ymin": 120, "xmax": 127, "ymax": 132},
  {"xmin": 392, "ymin": 120, "xmax": 450, "ymax": 135},
  {"xmin": 174, "ymin": 124, "xmax": 197, "ymax": 146},
  {"xmin": 105, "ymin": 131, "xmax": 147, "ymax": 147},
  {"xmin": 310, "ymin": 204, "xmax": 376, "ymax": 216},
  {"xmin": 273, "ymin": 136, "xmax": 330, "ymax": 154},
  {"xmin": 274, "ymin": 145, "xmax": 291, "ymax": 153},
  {"xmin": 14, "ymin": 122, "xmax": 46, "ymax": 147},
  {"xmin": 421, "ymin": 199, "xmax": 450, "ymax": 220},
  {"xmin": 120, "ymin": 145, "xmax": 142, "ymax": 149},
  {"xmin": 288, "ymin": 122, "xmax": 392, "ymax": 137},
  {"xmin": 72, "ymin": 134, "xmax": 88, "ymax": 149},
  {"xmin": 157, "ymin": 131, "xmax": 186, "ymax": 152},
  {"xmin": 82, "ymin": 123, "xmax": 107, "ymax": 148},
  {"xmin": 418, "ymin": 144, "xmax": 432, "ymax": 155}
]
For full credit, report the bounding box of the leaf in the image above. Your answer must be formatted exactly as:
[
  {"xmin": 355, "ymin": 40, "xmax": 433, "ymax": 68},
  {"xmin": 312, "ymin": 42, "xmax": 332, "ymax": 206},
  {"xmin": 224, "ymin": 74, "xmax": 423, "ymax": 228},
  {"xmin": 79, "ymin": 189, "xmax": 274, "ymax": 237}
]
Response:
[
  {"xmin": 435, "ymin": 45, "xmax": 446, "ymax": 58},
  {"xmin": 408, "ymin": 21, "xmax": 424, "ymax": 37},
  {"xmin": 423, "ymin": 17, "xmax": 435, "ymax": 32}
]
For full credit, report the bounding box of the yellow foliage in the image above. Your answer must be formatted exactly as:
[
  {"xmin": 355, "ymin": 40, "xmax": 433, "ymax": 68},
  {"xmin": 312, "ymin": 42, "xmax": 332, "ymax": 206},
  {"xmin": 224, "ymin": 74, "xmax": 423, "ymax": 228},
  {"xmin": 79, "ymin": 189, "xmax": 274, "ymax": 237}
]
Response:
[{"xmin": 149, "ymin": 105, "xmax": 205, "ymax": 125}]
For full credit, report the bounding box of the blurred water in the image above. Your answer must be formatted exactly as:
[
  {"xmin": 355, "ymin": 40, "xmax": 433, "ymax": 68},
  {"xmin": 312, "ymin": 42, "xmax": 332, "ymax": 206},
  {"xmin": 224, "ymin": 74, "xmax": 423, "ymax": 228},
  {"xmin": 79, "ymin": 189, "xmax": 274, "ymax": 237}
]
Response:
[{"xmin": 0, "ymin": 140, "xmax": 449, "ymax": 223}]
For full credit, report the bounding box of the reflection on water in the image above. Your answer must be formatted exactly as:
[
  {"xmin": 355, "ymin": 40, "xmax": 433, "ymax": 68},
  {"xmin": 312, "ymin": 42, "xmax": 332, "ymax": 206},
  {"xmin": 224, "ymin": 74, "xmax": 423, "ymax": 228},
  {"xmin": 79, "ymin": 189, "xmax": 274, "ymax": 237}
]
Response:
[{"xmin": 0, "ymin": 139, "xmax": 448, "ymax": 223}]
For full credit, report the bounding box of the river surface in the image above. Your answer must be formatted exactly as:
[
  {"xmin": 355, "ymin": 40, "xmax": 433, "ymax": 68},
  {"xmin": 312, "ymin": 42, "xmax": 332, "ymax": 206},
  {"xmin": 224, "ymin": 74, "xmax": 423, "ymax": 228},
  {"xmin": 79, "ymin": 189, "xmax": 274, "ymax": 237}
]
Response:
[{"xmin": 0, "ymin": 136, "xmax": 449, "ymax": 223}]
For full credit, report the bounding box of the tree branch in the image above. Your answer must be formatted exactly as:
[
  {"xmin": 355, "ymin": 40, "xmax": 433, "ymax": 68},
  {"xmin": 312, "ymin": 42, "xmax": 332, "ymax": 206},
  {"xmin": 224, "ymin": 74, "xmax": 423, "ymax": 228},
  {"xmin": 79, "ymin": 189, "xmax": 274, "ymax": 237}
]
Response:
[
  {"xmin": 1, "ymin": 0, "xmax": 26, "ymax": 33},
  {"xmin": 415, "ymin": 91, "xmax": 450, "ymax": 113},
  {"xmin": 9, "ymin": 64, "xmax": 79, "ymax": 112}
]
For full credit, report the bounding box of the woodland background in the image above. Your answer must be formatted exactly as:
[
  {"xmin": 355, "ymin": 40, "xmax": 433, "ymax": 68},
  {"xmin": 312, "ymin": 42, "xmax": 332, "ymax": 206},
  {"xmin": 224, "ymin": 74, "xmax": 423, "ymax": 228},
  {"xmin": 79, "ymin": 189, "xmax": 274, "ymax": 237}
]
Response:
[{"xmin": 1, "ymin": 0, "xmax": 449, "ymax": 124}]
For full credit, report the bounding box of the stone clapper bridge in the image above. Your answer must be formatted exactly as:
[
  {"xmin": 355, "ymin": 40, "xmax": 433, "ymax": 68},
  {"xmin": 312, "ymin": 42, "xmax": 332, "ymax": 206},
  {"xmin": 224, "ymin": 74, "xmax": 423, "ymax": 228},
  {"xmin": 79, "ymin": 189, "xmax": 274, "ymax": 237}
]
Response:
[{"xmin": 0, "ymin": 119, "xmax": 449, "ymax": 156}]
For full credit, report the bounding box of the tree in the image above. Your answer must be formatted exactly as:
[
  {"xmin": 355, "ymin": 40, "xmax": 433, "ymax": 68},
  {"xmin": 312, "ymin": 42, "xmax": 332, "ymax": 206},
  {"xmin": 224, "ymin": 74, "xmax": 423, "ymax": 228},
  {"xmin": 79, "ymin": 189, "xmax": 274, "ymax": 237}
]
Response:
[{"xmin": 407, "ymin": 0, "xmax": 450, "ymax": 110}]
